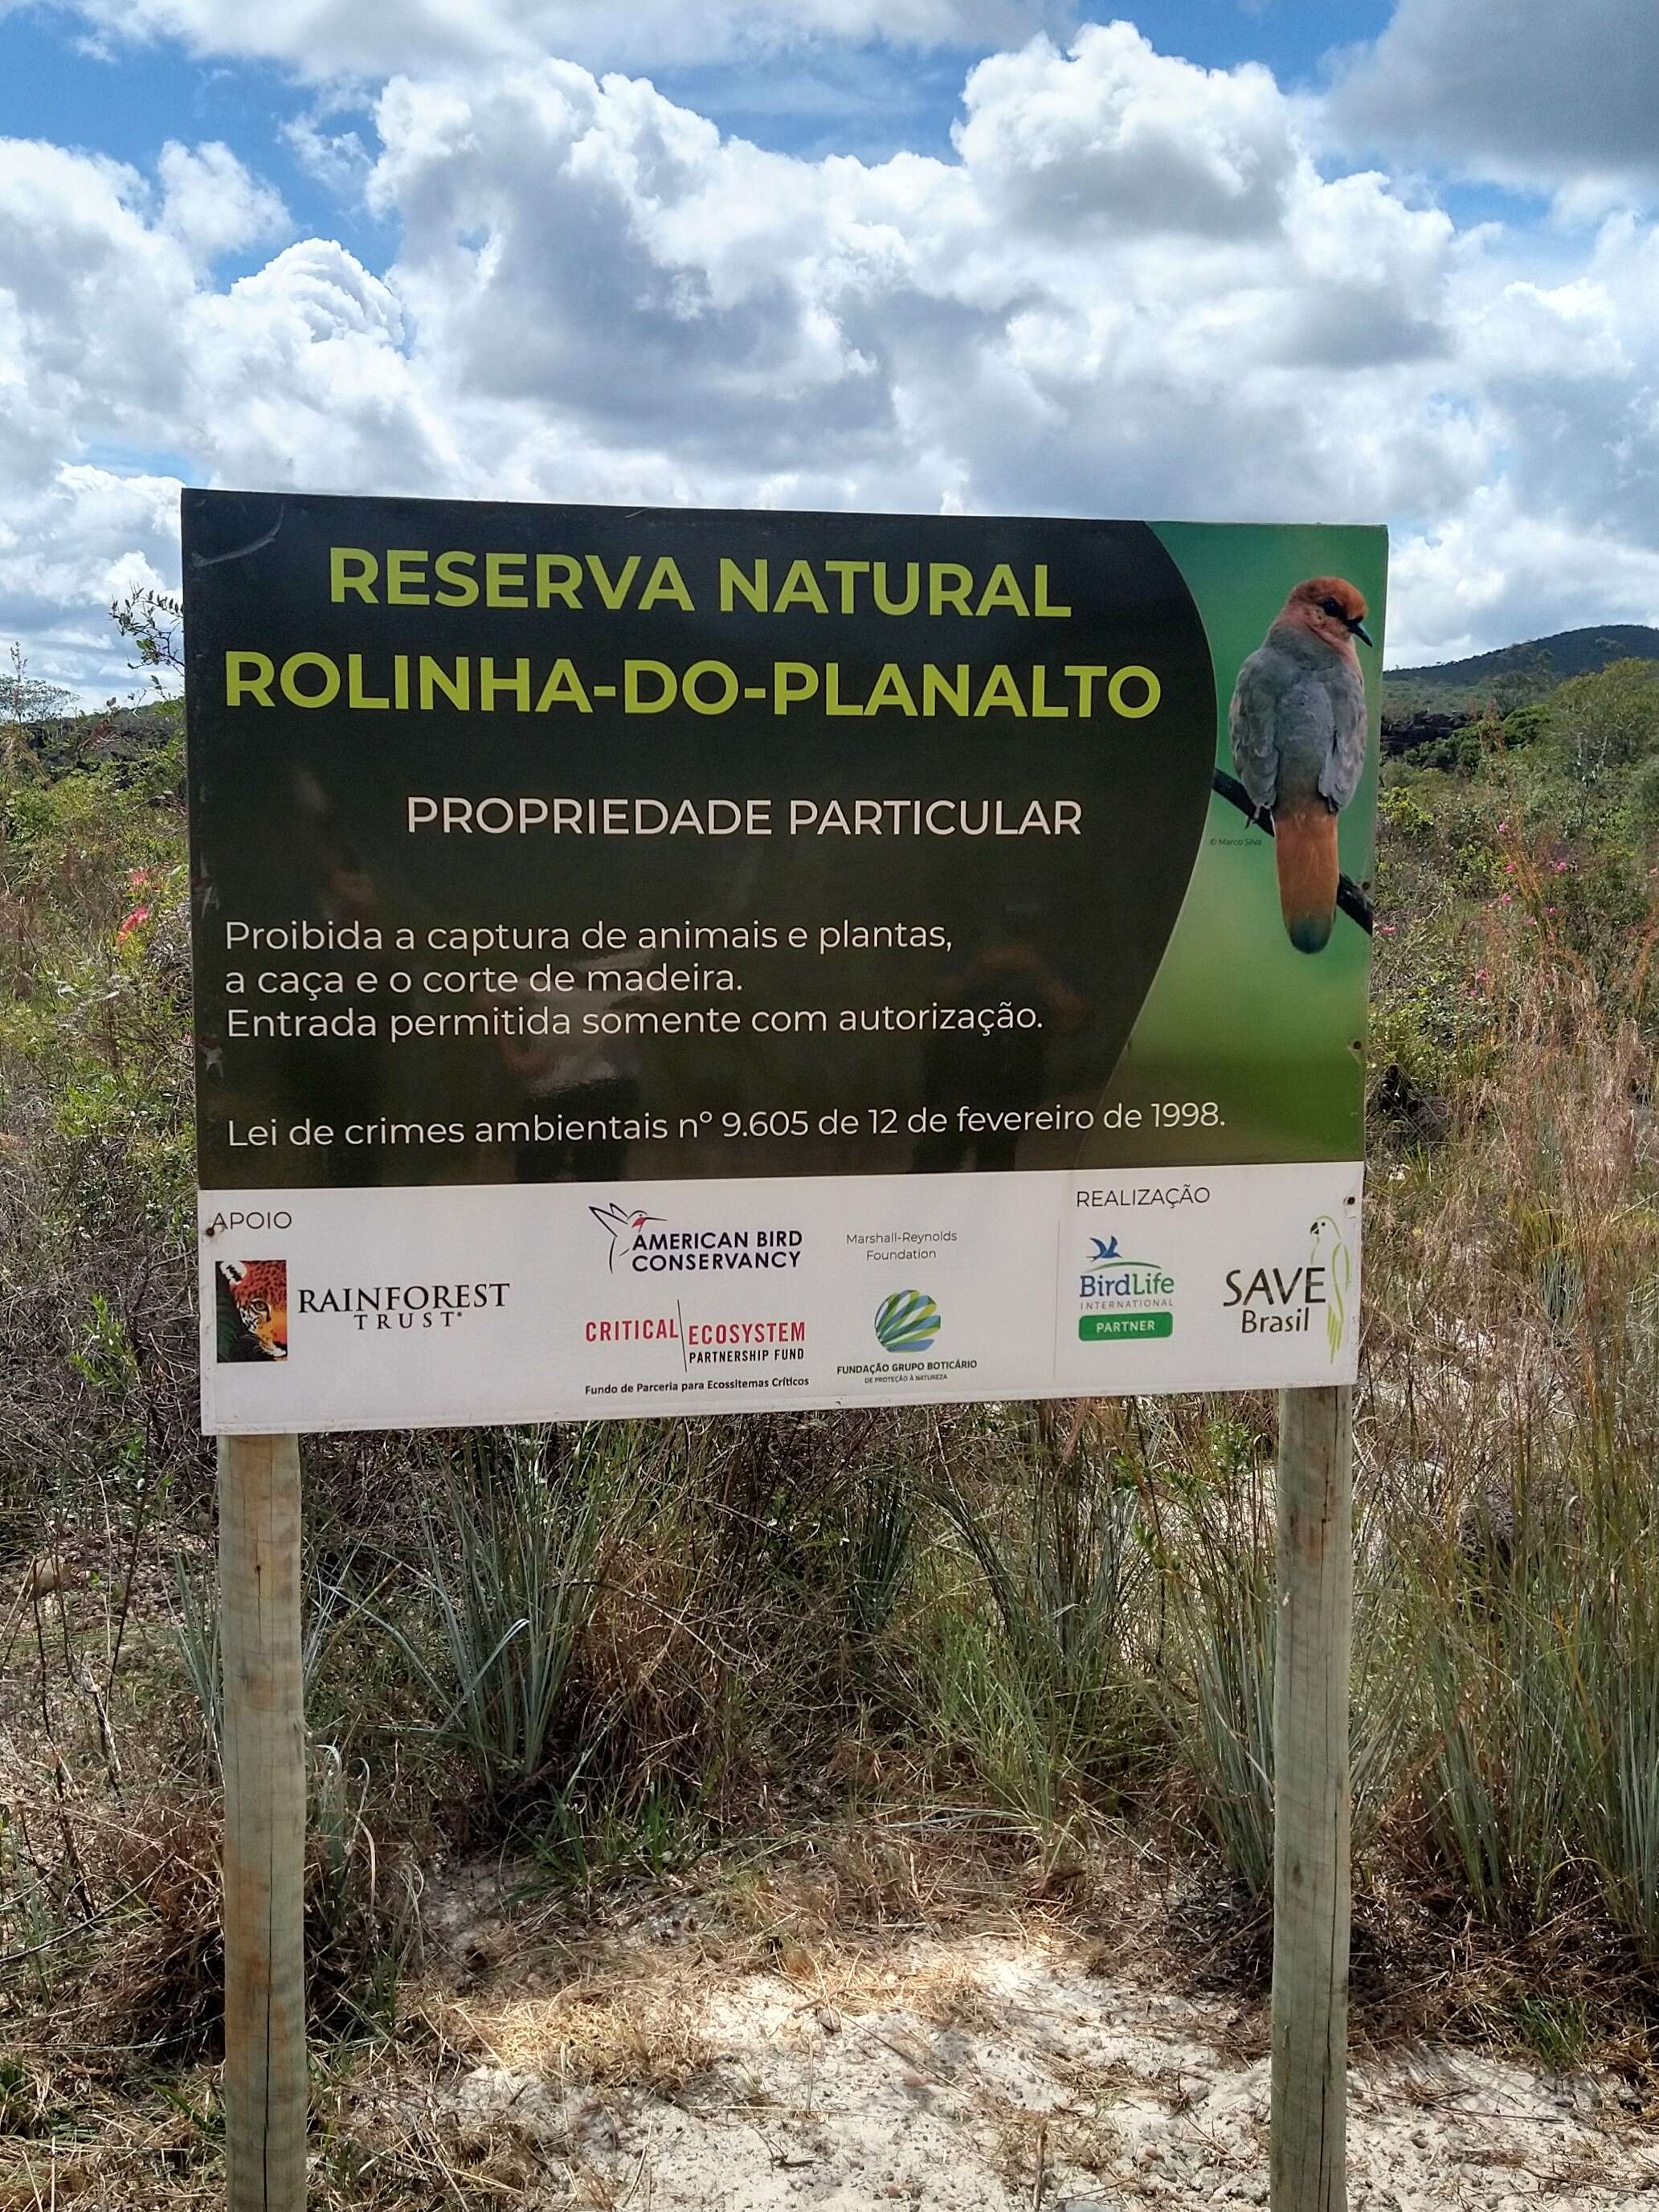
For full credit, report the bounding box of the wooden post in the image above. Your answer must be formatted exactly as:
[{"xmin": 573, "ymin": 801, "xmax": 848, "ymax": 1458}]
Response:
[
  {"xmin": 219, "ymin": 1434, "xmax": 308, "ymax": 2212},
  {"xmin": 1271, "ymin": 1385, "xmax": 1353, "ymax": 2212}
]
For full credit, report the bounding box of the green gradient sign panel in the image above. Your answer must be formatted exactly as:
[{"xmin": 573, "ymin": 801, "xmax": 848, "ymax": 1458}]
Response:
[{"xmin": 184, "ymin": 492, "xmax": 1380, "ymax": 1431}]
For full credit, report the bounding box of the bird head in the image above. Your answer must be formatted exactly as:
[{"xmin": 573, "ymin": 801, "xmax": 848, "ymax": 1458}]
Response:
[{"xmin": 1284, "ymin": 576, "xmax": 1373, "ymax": 653}]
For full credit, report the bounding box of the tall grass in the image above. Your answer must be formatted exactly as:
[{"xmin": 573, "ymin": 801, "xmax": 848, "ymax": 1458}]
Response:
[
  {"xmin": 380, "ymin": 1424, "xmax": 643, "ymax": 1805},
  {"xmin": 19, "ymin": 691, "xmax": 1659, "ymax": 2078},
  {"xmin": 1163, "ymin": 1458, "xmax": 1277, "ymax": 1895},
  {"xmin": 913, "ymin": 1413, "xmax": 1150, "ymax": 1835},
  {"xmin": 1368, "ymin": 957, "xmax": 1659, "ymax": 1950}
]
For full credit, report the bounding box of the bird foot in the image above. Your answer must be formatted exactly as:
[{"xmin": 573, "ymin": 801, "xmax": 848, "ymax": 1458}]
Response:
[{"xmin": 1323, "ymin": 795, "xmax": 1340, "ymax": 816}]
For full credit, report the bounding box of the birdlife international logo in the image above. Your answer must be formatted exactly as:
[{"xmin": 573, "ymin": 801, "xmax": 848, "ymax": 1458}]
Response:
[
  {"xmin": 874, "ymin": 1290, "xmax": 942, "ymax": 1354},
  {"xmin": 1077, "ymin": 1235, "xmax": 1175, "ymax": 1343}
]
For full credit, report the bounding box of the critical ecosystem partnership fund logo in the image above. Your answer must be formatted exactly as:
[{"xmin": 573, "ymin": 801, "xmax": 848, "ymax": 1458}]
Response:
[
  {"xmin": 1223, "ymin": 1213, "xmax": 1354, "ymax": 1363},
  {"xmin": 1077, "ymin": 1234, "xmax": 1175, "ymax": 1343},
  {"xmin": 874, "ymin": 1290, "xmax": 942, "ymax": 1353}
]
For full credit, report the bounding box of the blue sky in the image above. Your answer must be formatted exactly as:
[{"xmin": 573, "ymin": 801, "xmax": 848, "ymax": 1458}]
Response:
[
  {"xmin": 2, "ymin": 0, "xmax": 1656, "ymax": 693},
  {"xmin": 0, "ymin": 12, "xmax": 388, "ymax": 266},
  {"xmin": 4, "ymin": 5, "xmax": 1400, "ymax": 169}
]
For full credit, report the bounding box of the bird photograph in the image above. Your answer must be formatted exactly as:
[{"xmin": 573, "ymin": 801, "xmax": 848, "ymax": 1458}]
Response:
[{"xmin": 1228, "ymin": 577, "xmax": 1374, "ymax": 953}]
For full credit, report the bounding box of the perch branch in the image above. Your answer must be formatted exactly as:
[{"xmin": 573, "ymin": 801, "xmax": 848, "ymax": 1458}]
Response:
[{"xmin": 1210, "ymin": 770, "xmax": 1374, "ymax": 934}]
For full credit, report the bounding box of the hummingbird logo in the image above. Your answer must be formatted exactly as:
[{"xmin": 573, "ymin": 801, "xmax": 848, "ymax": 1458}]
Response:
[{"xmin": 590, "ymin": 1202, "xmax": 662, "ymax": 1274}]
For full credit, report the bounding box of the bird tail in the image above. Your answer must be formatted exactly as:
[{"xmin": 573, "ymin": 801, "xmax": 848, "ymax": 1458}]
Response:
[{"xmin": 1274, "ymin": 799, "xmax": 1338, "ymax": 954}]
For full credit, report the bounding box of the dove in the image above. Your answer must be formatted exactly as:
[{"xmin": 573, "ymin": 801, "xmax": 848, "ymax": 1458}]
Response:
[{"xmin": 1228, "ymin": 577, "xmax": 1373, "ymax": 953}]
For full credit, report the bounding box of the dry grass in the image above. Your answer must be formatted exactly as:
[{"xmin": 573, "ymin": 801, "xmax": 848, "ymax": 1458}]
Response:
[{"xmin": 14, "ymin": 718, "xmax": 1659, "ymax": 2193}]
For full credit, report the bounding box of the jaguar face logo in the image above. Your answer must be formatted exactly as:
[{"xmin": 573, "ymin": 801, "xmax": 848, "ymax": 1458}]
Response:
[{"xmin": 216, "ymin": 1259, "xmax": 288, "ymax": 1363}]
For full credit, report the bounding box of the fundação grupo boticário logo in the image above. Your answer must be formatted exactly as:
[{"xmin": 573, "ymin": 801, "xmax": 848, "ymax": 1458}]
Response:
[{"xmin": 874, "ymin": 1290, "xmax": 942, "ymax": 1354}]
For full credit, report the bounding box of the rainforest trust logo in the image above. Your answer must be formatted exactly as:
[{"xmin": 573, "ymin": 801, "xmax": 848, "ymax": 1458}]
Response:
[{"xmin": 215, "ymin": 1260, "xmax": 288, "ymax": 1364}]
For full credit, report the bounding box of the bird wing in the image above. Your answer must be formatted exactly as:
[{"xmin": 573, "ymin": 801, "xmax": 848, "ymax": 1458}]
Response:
[
  {"xmin": 1318, "ymin": 664, "xmax": 1368, "ymax": 812},
  {"xmin": 1228, "ymin": 647, "xmax": 1285, "ymax": 812}
]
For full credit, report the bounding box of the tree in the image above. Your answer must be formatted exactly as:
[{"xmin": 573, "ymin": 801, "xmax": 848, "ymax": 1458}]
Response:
[
  {"xmin": 2, "ymin": 643, "xmax": 73, "ymax": 771},
  {"xmin": 110, "ymin": 587, "xmax": 184, "ymax": 682},
  {"xmin": 1546, "ymin": 658, "xmax": 1659, "ymax": 778}
]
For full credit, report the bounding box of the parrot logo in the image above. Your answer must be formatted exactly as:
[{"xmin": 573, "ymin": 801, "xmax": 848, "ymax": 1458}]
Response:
[
  {"xmin": 1308, "ymin": 1213, "xmax": 1352, "ymax": 1364},
  {"xmin": 1228, "ymin": 577, "xmax": 1373, "ymax": 954}
]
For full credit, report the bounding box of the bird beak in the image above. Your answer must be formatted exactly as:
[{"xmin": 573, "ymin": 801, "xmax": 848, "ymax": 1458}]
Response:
[{"xmin": 1348, "ymin": 617, "xmax": 1375, "ymax": 648}]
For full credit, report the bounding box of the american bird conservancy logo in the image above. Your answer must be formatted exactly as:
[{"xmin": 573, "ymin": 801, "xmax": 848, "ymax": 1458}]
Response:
[
  {"xmin": 590, "ymin": 1202, "xmax": 664, "ymax": 1273},
  {"xmin": 874, "ymin": 1290, "xmax": 942, "ymax": 1354},
  {"xmin": 1077, "ymin": 1235, "xmax": 1175, "ymax": 1343},
  {"xmin": 590, "ymin": 1201, "xmax": 803, "ymax": 1274},
  {"xmin": 1222, "ymin": 1213, "xmax": 1353, "ymax": 1360}
]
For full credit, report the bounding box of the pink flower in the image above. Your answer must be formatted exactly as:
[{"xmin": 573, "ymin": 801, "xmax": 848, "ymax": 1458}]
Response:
[
  {"xmin": 1377, "ymin": 923, "xmax": 1397, "ymax": 935},
  {"xmin": 1546, "ymin": 906, "xmax": 1558, "ymax": 915},
  {"xmin": 116, "ymin": 906, "xmax": 151, "ymax": 942},
  {"xmin": 126, "ymin": 867, "xmax": 151, "ymax": 891},
  {"xmin": 1474, "ymin": 967, "xmax": 1489, "ymax": 984},
  {"xmin": 1553, "ymin": 859, "xmax": 1569, "ymax": 873},
  {"xmin": 1498, "ymin": 893, "xmax": 1513, "ymax": 906},
  {"xmin": 1498, "ymin": 820, "xmax": 1509, "ymax": 832},
  {"xmin": 1503, "ymin": 859, "xmax": 1516, "ymax": 873}
]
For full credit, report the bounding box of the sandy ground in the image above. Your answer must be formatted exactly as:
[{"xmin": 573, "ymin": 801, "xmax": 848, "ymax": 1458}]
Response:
[{"xmin": 407, "ymin": 1909, "xmax": 1659, "ymax": 2210}]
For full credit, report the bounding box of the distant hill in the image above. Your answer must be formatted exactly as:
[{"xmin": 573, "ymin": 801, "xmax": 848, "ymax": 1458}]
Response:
[{"xmin": 1384, "ymin": 624, "xmax": 1659, "ymax": 714}]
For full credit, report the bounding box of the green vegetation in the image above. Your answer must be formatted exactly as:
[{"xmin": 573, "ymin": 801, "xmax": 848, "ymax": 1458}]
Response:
[
  {"xmin": 8, "ymin": 637, "xmax": 1659, "ymax": 2198},
  {"xmin": 1383, "ymin": 621, "xmax": 1659, "ymax": 718}
]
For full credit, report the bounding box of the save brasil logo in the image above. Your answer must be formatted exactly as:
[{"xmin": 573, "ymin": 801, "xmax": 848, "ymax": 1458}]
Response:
[
  {"xmin": 1220, "ymin": 1213, "xmax": 1354, "ymax": 1360},
  {"xmin": 1310, "ymin": 1212, "xmax": 1353, "ymax": 1364},
  {"xmin": 1077, "ymin": 1235, "xmax": 1175, "ymax": 1343},
  {"xmin": 875, "ymin": 1290, "xmax": 942, "ymax": 1353}
]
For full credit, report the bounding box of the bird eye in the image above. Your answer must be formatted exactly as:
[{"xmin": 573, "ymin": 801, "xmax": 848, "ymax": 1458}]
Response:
[{"xmin": 1320, "ymin": 596, "xmax": 1342, "ymax": 617}]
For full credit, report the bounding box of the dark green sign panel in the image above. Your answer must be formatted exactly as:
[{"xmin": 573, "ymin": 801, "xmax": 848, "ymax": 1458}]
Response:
[{"xmin": 184, "ymin": 493, "xmax": 1382, "ymax": 1197}]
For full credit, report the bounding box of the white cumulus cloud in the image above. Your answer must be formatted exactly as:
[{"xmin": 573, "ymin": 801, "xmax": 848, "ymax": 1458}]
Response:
[
  {"xmin": 2, "ymin": 23, "xmax": 1658, "ymax": 695},
  {"xmin": 1330, "ymin": 0, "xmax": 1659, "ymax": 201},
  {"xmin": 22, "ymin": 0, "xmax": 1073, "ymax": 74},
  {"xmin": 157, "ymin": 139, "xmax": 290, "ymax": 264}
]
